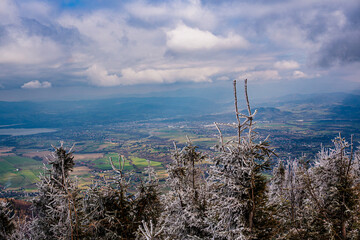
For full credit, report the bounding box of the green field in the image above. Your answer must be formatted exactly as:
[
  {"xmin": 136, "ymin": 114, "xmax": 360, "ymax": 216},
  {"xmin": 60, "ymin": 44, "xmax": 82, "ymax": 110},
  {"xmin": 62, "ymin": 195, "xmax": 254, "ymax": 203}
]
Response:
[
  {"xmin": 87, "ymin": 153, "xmax": 164, "ymax": 172},
  {"xmin": 3, "ymin": 114, "xmax": 357, "ymax": 193},
  {"xmin": 130, "ymin": 156, "xmax": 162, "ymax": 168},
  {"xmin": 0, "ymin": 156, "xmax": 43, "ymax": 189},
  {"xmin": 153, "ymin": 129, "xmax": 197, "ymax": 143},
  {"xmin": 0, "ymin": 150, "xmax": 167, "ymax": 191},
  {"xmin": 92, "ymin": 153, "xmax": 133, "ymax": 171}
]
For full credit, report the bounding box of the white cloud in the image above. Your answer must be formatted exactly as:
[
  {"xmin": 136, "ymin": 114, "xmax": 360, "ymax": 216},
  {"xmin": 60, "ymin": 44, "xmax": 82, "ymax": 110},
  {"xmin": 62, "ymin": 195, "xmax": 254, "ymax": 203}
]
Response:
[
  {"xmin": 58, "ymin": 11, "xmax": 166, "ymax": 68},
  {"xmin": 166, "ymin": 24, "xmax": 249, "ymax": 52},
  {"xmin": 217, "ymin": 76, "xmax": 230, "ymax": 81},
  {"xmin": 59, "ymin": 12, "xmax": 127, "ymax": 54},
  {"xmin": 0, "ymin": 0, "xmax": 19, "ymax": 25},
  {"xmin": 274, "ymin": 60, "xmax": 300, "ymax": 70},
  {"xmin": 125, "ymin": 0, "xmax": 217, "ymax": 30},
  {"xmin": 85, "ymin": 64, "xmax": 219, "ymax": 86},
  {"xmin": 0, "ymin": 29, "xmax": 63, "ymax": 65},
  {"xmin": 21, "ymin": 80, "xmax": 52, "ymax": 89},
  {"xmin": 0, "ymin": 0, "xmax": 358, "ymax": 92},
  {"xmin": 238, "ymin": 70, "xmax": 281, "ymax": 81},
  {"xmin": 85, "ymin": 64, "xmax": 122, "ymax": 87},
  {"xmin": 293, "ymin": 70, "xmax": 307, "ymax": 79},
  {"xmin": 121, "ymin": 67, "xmax": 218, "ymax": 84}
]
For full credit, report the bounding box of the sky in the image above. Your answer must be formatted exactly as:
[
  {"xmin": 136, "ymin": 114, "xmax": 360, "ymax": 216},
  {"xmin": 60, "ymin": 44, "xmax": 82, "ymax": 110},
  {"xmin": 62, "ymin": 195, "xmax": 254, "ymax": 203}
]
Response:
[{"xmin": 0, "ymin": 0, "xmax": 359, "ymax": 101}]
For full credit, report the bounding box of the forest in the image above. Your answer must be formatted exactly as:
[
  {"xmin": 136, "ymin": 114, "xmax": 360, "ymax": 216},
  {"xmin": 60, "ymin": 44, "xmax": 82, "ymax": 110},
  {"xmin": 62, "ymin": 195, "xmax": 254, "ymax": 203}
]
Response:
[{"xmin": 1, "ymin": 80, "xmax": 360, "ymax": 240}]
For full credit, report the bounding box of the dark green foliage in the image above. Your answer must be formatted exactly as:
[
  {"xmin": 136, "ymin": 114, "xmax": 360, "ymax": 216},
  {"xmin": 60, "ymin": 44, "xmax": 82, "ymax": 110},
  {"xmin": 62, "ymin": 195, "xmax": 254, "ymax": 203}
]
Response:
[
  {"xmin": 82, "ymin": 156, "xmax": 163, "ymax": 240},
  {"xmin": 251, "ymin": 174, "xmax": 277, "ymax": 239},
  {"xmin": 0, "ymin": 200, "xmax": 15, "ymax": 240},
  {"xmin": 94, "ymin": 187, "xmax": 134, "ymax": 239},
  {"xmin": 134, "ymin": 182, "xmax": 162, "ymax": 229},
  {"xmin": 50, "ymin": 146, "xmax": 75, "ymax": 181}
]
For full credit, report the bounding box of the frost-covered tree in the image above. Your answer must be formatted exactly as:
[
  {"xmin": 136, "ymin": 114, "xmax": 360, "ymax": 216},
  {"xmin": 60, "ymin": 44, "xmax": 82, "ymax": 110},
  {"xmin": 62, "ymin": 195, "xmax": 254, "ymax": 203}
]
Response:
[
  {"xmin": 30, "ymin": 142, "xmax": 81, "ymax": 240},
  {"xmin": 134, "ymin": 160, "xmax": 163, "ymax": 236},
  {"xmin": 269, "ymin": 158, "xmax": 308, "ymax": 239},
  {"xmin": 161, "ymin": 141, "xmax": 210, "ymax": 239},
  {"xmin": 9, "ymin": 217, "xmax": 33, "ymax": 240},
  {"xmin": 82, "ymin": 155, "xmax": 162, "ymax": 239},
  {"xmin": 207, "ymin": 80, "xmax": 276, "ymax": 239},
  {"xmin": 298, "ymin": 135, "xmax": 360, "ymax": 239},
  {"xmin": 138, "ymin": 220, "xmax": 164, "ymax": 240},
  {"xmin": 82, "ymin": 155, "xmax": 136, "ymax": 239}
]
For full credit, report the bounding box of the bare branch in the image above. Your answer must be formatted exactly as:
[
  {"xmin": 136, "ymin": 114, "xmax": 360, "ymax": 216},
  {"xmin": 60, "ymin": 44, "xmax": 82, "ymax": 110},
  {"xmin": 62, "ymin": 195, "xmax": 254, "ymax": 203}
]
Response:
[
  {"xmin": 346, "ymin": 134, "xmax": 354, "ymax": 176},
  {"xmin": 186, "ymin": 135, "xmax": 192, "ymax": 144},
  {"xmin": 69, "ymin": 143, "xmax": 76, "ymax": 153},
  {"xmin": 214, "ymin": 122, "xmax": 224, "ymax": 149},
  {"xmin": 233, "ymin": 80, "xmax": 242, "ymax": 144},
  {"xmin": 244, "ymin": 79, "xmax": 252, "ymax": 116}
]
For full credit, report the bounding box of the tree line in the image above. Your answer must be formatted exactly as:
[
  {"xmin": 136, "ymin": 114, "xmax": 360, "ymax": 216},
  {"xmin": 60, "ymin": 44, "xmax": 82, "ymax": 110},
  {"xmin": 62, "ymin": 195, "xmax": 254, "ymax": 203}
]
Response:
[{"xmin": 1, "ymin": 80, "xmax": 360, "ymax": 240}]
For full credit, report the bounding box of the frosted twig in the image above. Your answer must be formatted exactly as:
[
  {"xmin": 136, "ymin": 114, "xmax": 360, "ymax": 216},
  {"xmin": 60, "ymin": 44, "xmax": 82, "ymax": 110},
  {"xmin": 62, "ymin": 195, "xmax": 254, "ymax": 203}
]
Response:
[
  {"xmin": 214, "ymin": 122, "xmax": 224, "ymax": 148},
  {"xmin": 233, "ymin": 80, "xmax": 242, "ymax": 144},
  {"xmin": 346, "ymin": 134, "xmax": 354, "ymax": 176},
  {"xmin": 69, "ymin": 143, "xmax": 76, "ymax": 153},
  {"xmin": 139, "ymin": 220, "xmax": 164, "ymax": 240},
  {"xmin": 244, "ymin": 79, "xmax": 252, "ymax": 116}
]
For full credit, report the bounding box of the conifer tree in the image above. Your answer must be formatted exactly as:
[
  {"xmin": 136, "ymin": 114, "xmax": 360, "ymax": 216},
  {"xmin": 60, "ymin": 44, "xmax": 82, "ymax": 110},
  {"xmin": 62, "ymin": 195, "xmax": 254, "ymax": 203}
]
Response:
[
  {"xmin": 269, "ymin": 158, "xmax": 307, "ymax": 239},
  {"xmin": 207, "ymin": 80, "xmax": 276, "ymax": 239},
  {"xmin": 82, "ymin": 155, "xmax": 135, "ymax": 239},
  {"xmin": 82, "ymin": 155, "xmax": 163, "ymax": 239},
  {"xmin": 138, "ymin": 220, "xmax": 164, "ymax": 240},
  {"xmin": 30, "ymin": 142, "xmax": 81, "ymax": 240},
  {"xmin": 298, "ymin": 135, "xmax": 360, "ymax": 239},
  {"xmin": 162, "ymin": 141, "xmax": 210, "ymax": 239},
  {"xmin": 0, "ymin": 199, "xmax": 15, "ymax": 240},
  {"xmin": 134, "ymin": 160, "xmax": 163, "ymax": 235}
]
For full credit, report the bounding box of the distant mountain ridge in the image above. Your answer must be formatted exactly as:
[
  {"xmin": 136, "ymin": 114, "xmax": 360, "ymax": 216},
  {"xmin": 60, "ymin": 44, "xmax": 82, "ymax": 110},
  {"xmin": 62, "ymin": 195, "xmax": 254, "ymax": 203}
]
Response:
[
  {"xmin": 0, "ymin": 97, "xmax": 222, "ymax": 127},
  {"xmin": 1, "ymin": 92, "xmax": 360, "ymax": 128}
]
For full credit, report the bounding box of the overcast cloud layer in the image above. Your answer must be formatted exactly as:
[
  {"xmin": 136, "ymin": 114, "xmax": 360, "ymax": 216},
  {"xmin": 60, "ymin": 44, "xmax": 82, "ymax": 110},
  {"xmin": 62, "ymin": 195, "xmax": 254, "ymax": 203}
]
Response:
[{"xmin": 0, "ymin": 0, "xmax": 359, "ymax": 96}]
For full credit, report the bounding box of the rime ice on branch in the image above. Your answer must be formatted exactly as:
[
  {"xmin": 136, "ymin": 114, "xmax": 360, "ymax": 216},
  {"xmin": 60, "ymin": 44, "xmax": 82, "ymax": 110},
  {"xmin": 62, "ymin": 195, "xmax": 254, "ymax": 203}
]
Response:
[{"xmin": 208, "ymin": 80, "xmax": 276, "ymax": 239}]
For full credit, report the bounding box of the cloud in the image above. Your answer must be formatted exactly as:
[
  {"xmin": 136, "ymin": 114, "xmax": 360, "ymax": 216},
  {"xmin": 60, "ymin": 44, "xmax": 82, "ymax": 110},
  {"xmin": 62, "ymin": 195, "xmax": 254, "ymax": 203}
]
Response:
[
  {"xmin": 59, "ymin": 12, "xmax": 127, "ymax": 53},
  {"xmin": 0, "ymin": 3, "xmax": 68, "ymax": 66},
  {"xmin": 0, "ymin": 32, "xmax": 63, "ymax": 65},
  {"xmin": 85, "ymin": 64, "xmax": 122, "ymax": 87},
  {"xmin": 274, "ymin": 60, "xmax": 300, "ymax": 70},
  {"xmin": 166, "ymin": 24, "xmax": 249, "ymax": 52},
  {"xmin": 21, "ymin": 80, "xmax": 52, "ymax": 89},
  {"xmin": 238, "ymin": 70, "xmax": 281, "ymax": 81},
  {"xmin": 292, "ymin": 70, "xmax": 307, "ymax": 79},
  {"xmin": 20, "ymin": 1, "xmax": 52, "ymax": 20},
  {"xmin": 266, "ymin": 20, "xmax": 314, "ymax": 50},
  {"xmin": 85, "ymin": 64, "xmax": 219, "ymax": 86},
  {"xmin": 314, "ymin": 31, "xmax": 360, "ymax": 67},
  {"xmin": 125, "ymin": 0, "xmax": 217, "ymax": 29},
  {"xmin": 260, "ymin": 2, "xmax": 360, "ymax": 68},
  {"xmin": 0, "ymin": 0, "xmax": 19, "ymax": 25},
  {"xmin": 121, "ymin": 67, "xmax": 218, "ymax": 84},
  {"xmin": 0, "ymin": 0, "xmax": 360, "ymax": 95}
]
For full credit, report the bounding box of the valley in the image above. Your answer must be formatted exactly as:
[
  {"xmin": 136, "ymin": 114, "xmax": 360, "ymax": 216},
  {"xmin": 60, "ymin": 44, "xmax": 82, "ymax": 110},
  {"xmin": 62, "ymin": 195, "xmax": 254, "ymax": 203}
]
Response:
[{"xmin": 1, "ymin": 91, "xmax": 360, "ymax": 196}]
